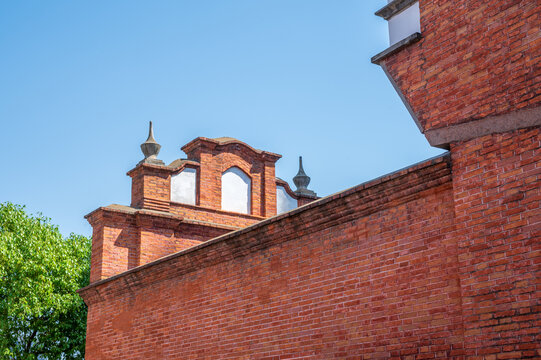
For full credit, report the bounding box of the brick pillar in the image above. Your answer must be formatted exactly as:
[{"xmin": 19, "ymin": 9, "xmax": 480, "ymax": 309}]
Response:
[
  {"xmin": 262, "ymin": 159, "xmax": 277, "ymax": 217},
  {"xmin": 86, "ymin": 209, "xmax": 139, "ymax": 283},
  {"xmin": 451, "ymin": 127, "xmax": 541, "ymax": 357},
  {"xmin": 128, "ymin": 163, "xmax": 171, "ymax": 212},
  {"xmin": 196, "ymin": 150, "xmax": 221, "ymax": 209}
]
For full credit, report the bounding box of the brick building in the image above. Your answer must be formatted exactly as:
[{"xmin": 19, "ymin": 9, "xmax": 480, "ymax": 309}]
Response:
[{"xmin": 79, "ymin": 0, "xmax": 540, "ymax": 358}]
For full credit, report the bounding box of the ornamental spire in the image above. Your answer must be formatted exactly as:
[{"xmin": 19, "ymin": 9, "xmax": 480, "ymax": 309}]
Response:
[
  {"xmin": 293, "ymin": 156, "xmax": 316, "ymax": 197},
  {"xmin": 140, "ymin": 121, "xmax": 164, "ymax": 165}
]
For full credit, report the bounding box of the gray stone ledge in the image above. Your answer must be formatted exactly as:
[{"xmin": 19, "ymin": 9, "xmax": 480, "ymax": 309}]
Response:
[
  {"xmin": 425, "ymin": 105, "xmax": 541, "ymax": 148},
  {"xmin": 371, "ymin": 32, "xmax": 421, "ymax": 64},
  {"xmin": 375, "ymin": 0, "xmax": 418, "ymax": 20}
]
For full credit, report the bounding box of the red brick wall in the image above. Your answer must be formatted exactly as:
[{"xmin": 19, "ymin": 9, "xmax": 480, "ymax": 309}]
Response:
[
  {"xmin": 87, "ymin": 210, "xmax": 138, "ymax": 283},
  {"xmin": 82, "ymin": 156, "xmax": 466, "ymax": 359},
  {"xmin": 83, "ymin": 132, "xmax": 540, "ymax": 358},
  {"xmin": 81, "ymin": 1, "xmax": 541, "ymax": 355},
  {"xmin": 136, "ymin": 213, "xmax": 229, "ymax": 267},
  {"xmin": 451, "ymin": 127, "xmax": 541, "ymax": 358},
  {"xmin": 382, "ymin": 0, "xmax": 541, "ymax": 132}
]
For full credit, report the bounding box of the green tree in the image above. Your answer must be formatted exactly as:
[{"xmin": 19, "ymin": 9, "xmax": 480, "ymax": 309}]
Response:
[{"xmin": 0, "ymin": 203, "xmax": 91, "ymax": 359}]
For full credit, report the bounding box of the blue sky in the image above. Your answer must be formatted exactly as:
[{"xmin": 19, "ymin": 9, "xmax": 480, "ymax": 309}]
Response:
[{"xmin": 0, "ymin": 1, "xmax": 444, "ymax": 236}]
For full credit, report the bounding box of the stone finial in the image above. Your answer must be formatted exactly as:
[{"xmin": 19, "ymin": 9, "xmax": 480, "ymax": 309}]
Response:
[
  {"xmin": 293, "ymin": 156, "xmax": 316, "ymax": 197},
  {"xmin": 140, "ymin": 121, "xmax": 164, "ymax": 165}
]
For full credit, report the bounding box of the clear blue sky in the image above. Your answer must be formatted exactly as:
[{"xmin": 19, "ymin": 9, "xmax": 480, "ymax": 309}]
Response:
[{"xmin": 0, "ymin": 1, "xmax": 444, "ymax": 237}]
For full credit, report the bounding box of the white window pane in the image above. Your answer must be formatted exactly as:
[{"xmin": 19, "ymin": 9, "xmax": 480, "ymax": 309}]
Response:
[
  {"xmin": 171, "ymin": 168, "xmax": 197, "ymax": 205},
  {"xmin": 388, "ymin": 1, "xmax": 420, "ymax": 45},
  {"xmin": 221, "ymin": 167, "xmax": 251, "ymax": 214}
]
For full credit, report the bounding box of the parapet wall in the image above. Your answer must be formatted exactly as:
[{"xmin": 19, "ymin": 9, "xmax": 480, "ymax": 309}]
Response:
[{"xmin": 81, "ymin": 154, "xmax": 467, "ymax": 359}]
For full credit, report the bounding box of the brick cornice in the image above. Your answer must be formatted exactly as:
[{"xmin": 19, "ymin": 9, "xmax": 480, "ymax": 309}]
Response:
[
  {"xmin": 126, "ymin": 162, "xmax": 171, "ymax": 177},
  {"xmin": 181, "ymin": 137, "xmax": 282, "ymax": 162},
  {"xmin": 85, "ymin": 204, "xmax": 238, "ymax": 231},
  {"xmin": 126, "ymin": 159, "xmax": 201, "ymax": 177},
  {"xmin": 79, "ymin": 153, "xmax": 452, "ymax": 305},
  {"xmin": 167, "ymin": 159, "xmax": 200, "ymax": 174}
]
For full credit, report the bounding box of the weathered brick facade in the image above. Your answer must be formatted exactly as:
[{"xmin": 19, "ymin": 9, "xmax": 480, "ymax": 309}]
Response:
[
  {"xmin": 452, "ymin": 127, "xmax": 540, "ymax": 357},
  {"xmin": 376, "ymin": 0, "xmax": 540, "ymax": 149},
  {"xmin": 79, "ymin": 1, "xmax": 540, "ymax": 358}
]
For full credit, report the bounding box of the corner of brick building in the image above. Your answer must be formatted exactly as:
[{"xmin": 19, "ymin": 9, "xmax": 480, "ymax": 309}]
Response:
[
  {"xmin": 378, "ymin": 0, "xmax": 540, "ymax": 139},
  {"xmin": 375, "ymin": 0, "xmax": 540, "ymax": 356}
]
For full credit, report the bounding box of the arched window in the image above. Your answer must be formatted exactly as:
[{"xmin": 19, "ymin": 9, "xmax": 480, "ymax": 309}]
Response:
[
  {"xmin": 171, "ymin": 168, "xmax": 197, "ymax": 205},
  {"xmin": 221, "ymin": 167, "xmax": 251, "ymax": 214}
]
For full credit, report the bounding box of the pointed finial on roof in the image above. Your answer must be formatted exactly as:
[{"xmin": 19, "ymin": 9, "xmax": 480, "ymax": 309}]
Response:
[
  {"xmin": 140, "ymin": 121, "xmax": 164, "ymax": 165},
  {"xmin": 293, "ymin": 156, "xmax": 316, "ymax": 197}
]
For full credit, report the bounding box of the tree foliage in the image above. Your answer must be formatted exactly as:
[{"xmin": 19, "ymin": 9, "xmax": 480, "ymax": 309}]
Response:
[{"xmin": 0, "ymin": 203, "xmax": 91, "ymax": 359}]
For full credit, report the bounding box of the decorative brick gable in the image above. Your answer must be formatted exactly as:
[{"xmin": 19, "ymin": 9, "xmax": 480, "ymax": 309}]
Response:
[{"xmin": 86, "ymin": 135, "xmax": 317, "ymax": 282}]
